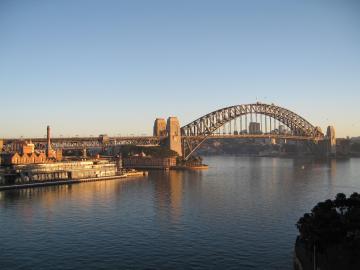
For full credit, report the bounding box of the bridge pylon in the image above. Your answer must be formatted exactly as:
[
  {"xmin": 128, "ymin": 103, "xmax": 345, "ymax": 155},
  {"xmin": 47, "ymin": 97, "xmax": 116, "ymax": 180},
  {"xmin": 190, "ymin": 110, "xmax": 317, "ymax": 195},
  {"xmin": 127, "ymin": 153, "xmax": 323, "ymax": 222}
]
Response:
[
  {"xmin": 153, "ymin": 118, "xmax": 167, "ymax": 137},
  {"xmin": 166, "ymin": 117, "xmax": 182, "ymax": 157},
  {"xmin": 326, "ymin": 126, "xmax": 336, "ymax": 156}
]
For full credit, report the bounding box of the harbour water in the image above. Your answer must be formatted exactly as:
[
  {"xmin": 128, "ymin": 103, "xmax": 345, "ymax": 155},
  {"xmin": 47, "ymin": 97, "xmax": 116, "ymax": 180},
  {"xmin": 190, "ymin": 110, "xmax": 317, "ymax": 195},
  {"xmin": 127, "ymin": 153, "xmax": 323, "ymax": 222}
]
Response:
[{"xmin": 1, "ymin": 156, "xmax": 360, "ymax": 270}]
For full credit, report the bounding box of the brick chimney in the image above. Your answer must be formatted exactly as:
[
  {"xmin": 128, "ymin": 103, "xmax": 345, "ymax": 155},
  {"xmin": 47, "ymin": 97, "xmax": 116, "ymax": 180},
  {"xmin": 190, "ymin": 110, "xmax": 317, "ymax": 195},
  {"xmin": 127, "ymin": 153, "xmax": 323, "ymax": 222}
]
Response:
[{"xmin": 46, "ymin": 125, "xmax": 52, "ymax": 157}]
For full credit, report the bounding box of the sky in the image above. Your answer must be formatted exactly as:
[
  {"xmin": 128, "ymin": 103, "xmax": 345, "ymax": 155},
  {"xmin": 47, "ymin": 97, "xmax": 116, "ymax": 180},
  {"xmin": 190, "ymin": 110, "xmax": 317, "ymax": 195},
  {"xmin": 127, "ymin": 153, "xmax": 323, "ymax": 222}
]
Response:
[{"xmin": 0, "ymin": 0, "xmax": 359, "ymax": 138}]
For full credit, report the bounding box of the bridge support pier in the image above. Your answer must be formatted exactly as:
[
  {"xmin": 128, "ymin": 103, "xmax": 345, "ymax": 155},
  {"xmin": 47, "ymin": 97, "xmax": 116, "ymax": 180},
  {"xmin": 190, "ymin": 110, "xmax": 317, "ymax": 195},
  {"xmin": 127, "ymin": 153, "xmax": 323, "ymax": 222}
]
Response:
[
  {"xmin": 306, "ymin": 126, "xmax": 336, "ymax": 158},
  {"xmin": 82, "ymin": 148, "xmax": 87, "ymax": 159}
]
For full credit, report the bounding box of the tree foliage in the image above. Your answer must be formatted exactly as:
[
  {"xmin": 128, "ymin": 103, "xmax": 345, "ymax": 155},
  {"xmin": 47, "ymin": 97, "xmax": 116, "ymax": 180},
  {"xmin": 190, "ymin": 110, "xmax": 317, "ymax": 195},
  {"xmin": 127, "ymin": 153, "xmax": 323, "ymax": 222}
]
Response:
[{"xmin": 296, "ymin": 193, "xmax": 360, "ymax": 251}]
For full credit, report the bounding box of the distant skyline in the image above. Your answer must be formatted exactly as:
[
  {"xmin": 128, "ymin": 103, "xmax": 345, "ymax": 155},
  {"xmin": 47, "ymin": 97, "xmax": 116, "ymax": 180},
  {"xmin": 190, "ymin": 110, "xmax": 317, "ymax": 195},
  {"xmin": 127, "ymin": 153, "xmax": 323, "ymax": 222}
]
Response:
[{"xmin": 0, "ymin": 0, "xmax": 359, "ymax": 138}]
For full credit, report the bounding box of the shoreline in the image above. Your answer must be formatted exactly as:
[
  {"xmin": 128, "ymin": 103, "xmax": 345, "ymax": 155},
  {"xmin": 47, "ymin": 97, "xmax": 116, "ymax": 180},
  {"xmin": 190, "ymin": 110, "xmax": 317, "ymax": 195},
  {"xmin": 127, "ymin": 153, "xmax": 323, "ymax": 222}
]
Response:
[{"xmin": 172, "ymin": 165, "xmax": 209, "ymax": 170}]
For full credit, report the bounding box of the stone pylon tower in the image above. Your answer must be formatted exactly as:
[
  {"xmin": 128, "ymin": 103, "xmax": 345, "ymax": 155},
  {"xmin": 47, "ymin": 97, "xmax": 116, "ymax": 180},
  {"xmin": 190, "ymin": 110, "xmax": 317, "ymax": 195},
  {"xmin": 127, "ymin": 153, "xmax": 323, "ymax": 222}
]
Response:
[
  {"xmin": 153, "ymin": 118, "xmax": 167, "ymax": 136},
  {"xmin": 166, "ymin": 117, "xmax": 182, "ymax": 157},
  {"xmin": 326, "ymin": 126, "xmax": 336, "ymax": 156},
  {"xmin": 46, "ymin": 125, "xmax": 52, "ymax": 157}
]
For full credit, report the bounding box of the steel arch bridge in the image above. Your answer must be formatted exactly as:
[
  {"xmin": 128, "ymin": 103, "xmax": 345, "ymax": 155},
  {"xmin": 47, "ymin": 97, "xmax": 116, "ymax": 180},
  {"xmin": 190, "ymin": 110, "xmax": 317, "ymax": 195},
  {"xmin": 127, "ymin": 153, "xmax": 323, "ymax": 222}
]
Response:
[
  {"xmin": 2, "ymin": 102, "xmax": 331, "ymax": 160},
  {"xmin": 181, "ymin": 103, "xmax": 325, "ymax": 160}
]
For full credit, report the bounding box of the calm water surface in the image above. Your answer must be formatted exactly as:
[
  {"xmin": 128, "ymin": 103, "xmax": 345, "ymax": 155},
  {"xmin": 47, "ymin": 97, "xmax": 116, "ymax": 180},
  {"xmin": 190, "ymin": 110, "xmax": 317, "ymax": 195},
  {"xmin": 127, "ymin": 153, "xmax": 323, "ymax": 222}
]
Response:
[{"xmin": 1, "ymin": 156, "xmax": 360, "ymax": 270}]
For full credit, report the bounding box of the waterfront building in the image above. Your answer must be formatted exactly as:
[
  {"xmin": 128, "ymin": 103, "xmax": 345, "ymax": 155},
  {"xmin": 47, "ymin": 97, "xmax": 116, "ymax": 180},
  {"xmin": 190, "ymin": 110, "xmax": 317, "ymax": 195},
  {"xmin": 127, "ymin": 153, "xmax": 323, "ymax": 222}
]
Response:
[
  {"xmin": 1, "ymin": 140, "xmax": 46, "ymax": 166},
  {"xmin": 0, "ymin": 132, "xmax": 62, "ymax": 166},
  {"xmin": 0, "ymin": 160, "xmax": 119, "ymax": 185},
  {"xmin": 123, "ymin": 156, "xmax": 176, "ymax": 169},
  {"xmin": 1, "ymin": 152, "xmax": 47, "ymax": 166}
]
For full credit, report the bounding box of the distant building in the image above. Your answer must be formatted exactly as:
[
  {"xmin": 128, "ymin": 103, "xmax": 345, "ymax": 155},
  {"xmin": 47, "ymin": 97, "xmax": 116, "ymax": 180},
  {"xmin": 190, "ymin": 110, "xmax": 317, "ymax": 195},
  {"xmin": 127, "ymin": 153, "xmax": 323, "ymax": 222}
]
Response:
[
  {"xmin": 1, "ymin": 152, "xmax": 47, "ymax": 166},
  {"xmin": 11, "ymin": 140, "xmax": 28, "ymax": 153},
  {"xmin": 45, "ymin": 125, "xmax": 62, "ymax": 161},
  {"xmin": 0, "ymin": 150, "xmax": 62, "ymax": 166},
  {"xmin": 98, "ymin": 134, "xmax": 110, "ymax": 144},
  {"xmin": 22, "ymin": 142, "xmax": 35, "ymax": 154},
  {"xmin": 249, "ymin": 122, "xmax": 261, "ymax": 134},
  {"xmin": 279, "ymin": 125, "xmax": 287, "ymax": 135},
  {"xmin": 336, "ymin": 138, "xmax": 350, "ymax": 156},
  {"xmin": 1, "ymin": 126, "xmax": 62, "ymax": 166},
  {"xmin": 45, "ymin": 147, "xmax": 62, "ymax": 161}
]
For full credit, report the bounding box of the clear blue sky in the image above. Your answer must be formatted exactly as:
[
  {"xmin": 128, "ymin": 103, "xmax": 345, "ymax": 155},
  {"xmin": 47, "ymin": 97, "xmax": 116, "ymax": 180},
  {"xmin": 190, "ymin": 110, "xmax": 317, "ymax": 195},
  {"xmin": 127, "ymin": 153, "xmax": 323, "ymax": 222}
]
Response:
[{"xmin": 0, "ymin": 0, "xmax": 359, "ymax": 138}]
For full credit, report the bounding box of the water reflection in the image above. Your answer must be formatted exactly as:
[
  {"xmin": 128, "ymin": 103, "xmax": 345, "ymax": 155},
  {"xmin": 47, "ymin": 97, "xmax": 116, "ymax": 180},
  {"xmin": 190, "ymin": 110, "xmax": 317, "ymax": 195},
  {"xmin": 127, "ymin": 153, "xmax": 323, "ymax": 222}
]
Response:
[
  {"xmin": 328, "ymin": 158, "xmax": 337, "ymax": 181},
  {"xmin": 152, "ymin": 170, "xmax": 204, "ymax": 224},
  {"xmin": 1, "ymin": 157, "xmax": 360, "ymax": 270}
]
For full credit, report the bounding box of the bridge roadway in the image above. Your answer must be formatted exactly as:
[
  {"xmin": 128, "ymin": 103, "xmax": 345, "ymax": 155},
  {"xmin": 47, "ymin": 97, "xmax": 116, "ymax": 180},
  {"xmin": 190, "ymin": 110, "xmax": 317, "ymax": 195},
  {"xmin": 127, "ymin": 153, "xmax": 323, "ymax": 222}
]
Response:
[
  {"xmin": 3, "ymin": 136, "xmax": 163, "ymax": 144},
  {"xmin": 3, "ymin": 134, "xmax": 322, "ymax": 150}
]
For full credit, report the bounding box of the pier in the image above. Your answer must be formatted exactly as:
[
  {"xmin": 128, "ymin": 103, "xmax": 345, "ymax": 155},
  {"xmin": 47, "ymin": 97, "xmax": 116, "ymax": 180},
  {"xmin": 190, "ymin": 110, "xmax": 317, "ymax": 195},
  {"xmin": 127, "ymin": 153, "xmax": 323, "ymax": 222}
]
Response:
[{"xmin": 0, "ymin": 171, "xmax": 147, "ymax": 191}]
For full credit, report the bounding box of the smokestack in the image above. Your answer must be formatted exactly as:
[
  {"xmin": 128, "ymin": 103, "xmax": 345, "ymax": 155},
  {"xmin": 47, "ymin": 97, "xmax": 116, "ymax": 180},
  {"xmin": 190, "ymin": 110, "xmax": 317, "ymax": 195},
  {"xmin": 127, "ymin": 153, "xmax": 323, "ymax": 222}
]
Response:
[{"xmin": 47, "ymin": 125, "xmax": 51, "ymax": 157}]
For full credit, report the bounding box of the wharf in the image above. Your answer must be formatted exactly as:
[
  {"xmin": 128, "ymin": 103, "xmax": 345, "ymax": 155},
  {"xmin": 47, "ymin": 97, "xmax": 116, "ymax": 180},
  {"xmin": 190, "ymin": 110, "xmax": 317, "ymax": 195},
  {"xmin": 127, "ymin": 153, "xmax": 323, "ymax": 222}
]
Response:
[{"xmin": 0, "ymin": 172, "xmax": 147, "ymax": 191}]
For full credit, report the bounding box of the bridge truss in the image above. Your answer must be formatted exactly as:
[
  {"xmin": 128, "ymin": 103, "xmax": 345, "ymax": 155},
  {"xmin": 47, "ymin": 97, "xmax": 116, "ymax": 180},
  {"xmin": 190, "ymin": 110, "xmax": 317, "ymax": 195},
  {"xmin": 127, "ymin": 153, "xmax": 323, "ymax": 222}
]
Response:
[{"xmin": 181, "ymin": 103, "xmax": 324, "ymax": 160}]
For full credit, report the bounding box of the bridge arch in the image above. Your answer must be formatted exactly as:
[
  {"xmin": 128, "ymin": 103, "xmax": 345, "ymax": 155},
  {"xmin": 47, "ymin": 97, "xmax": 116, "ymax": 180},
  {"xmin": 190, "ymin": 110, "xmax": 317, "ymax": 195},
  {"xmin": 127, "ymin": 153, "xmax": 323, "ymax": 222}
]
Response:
[{"xmin": 180, "ymin": 103, "xmax": 324, "ymax": 160}]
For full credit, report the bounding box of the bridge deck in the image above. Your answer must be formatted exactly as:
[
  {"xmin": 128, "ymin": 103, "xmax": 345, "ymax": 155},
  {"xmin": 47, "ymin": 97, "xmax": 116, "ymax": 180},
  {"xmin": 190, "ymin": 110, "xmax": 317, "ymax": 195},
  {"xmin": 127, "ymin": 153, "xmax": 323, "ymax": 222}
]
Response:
[
  {"xmin": 196, "ymin": 134, "xmax": 321, "ymax": 141},
  {"xmin": 2, "ymin": 134, "xmax": 323, "ymax": 151}
]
